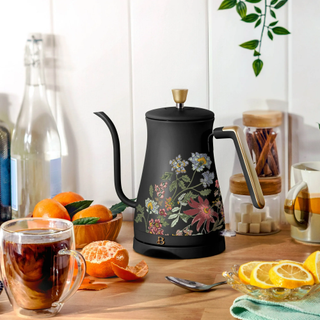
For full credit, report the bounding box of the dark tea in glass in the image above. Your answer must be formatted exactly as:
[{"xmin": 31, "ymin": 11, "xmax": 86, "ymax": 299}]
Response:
[
  {"xmin": 0, "ymin": 218, "xmax": 85, "ymax": 318},
  {"xmin": 3, "ymin": 229, "xmax": 71, "ymax": 310}
]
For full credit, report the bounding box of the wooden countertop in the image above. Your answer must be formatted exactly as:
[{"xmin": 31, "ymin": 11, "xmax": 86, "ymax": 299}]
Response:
[{"xmin": 1, "ymin": 222, "xmax": 320, "ymax": 319}]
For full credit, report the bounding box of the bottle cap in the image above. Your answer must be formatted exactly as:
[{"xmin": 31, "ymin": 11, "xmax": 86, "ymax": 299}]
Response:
[
  {"xmin": 242, "ymin": 110, "xmax": 282, "ymax": 127},
  {"xmin": 230, "ymin": 173, "xmax": 281, "ymax": 195},
  {"xmin": 27, "ymin": 33, "xmax": 43, "ymax": 41}
]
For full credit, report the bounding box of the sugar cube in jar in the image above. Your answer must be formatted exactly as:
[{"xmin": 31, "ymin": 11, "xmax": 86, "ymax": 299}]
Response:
[{"xmin": 229, "ymin": 173, "xmax": 281, "ymax": 235}]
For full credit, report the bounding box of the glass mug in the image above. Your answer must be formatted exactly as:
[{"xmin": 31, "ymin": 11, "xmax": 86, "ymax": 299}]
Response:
[
  {"xmin": 284, "ymin": 161, "xmax": 320, "ymax": 243},
  {"xmin": 0, "ymin": 218, "xmax": 86, "ymax": 318}
]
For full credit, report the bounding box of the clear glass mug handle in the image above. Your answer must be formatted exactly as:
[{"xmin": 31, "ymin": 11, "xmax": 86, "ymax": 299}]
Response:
[
  {"xmin": 54, "ymin": 249, "xmax": 86, "ymax": 308},
  {"xmin": 284, "ymin": 180, "xmax": 308, "ymax": 230}
]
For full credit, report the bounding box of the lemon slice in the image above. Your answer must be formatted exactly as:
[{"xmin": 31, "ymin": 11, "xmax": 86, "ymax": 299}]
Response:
[
  {"xmin": 238, "ymin": 261, "xmax": 263, "ymax": 284},
  {"xmin": 303, "ymin": 251, "xmax": 320, "ymax": 283},
  {"xmin": 269, "ymin": 262, "xmax": 314, "ymax": 289},
  {"xmin": 250, "ymin": 262, "xmax": 278, "ymax": 288},
  {"xmin": 279, "ymin": 259, "xmax": 303, "ymax": 266}
]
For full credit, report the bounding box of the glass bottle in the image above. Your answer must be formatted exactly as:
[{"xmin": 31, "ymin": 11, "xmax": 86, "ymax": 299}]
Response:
[
  {"xmin": 0, "ymin": 120, "xmax": 11, "ymax": 223},
  {"xmin": 11, "ymin": 34, "xmax": 61, "ymax": 218}
]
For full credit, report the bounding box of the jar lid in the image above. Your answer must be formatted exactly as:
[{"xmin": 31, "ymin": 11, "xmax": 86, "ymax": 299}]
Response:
[
  {"xmin": 230, "ymin": 173, "xmax": 281, "ymax": 195},
  {"xmin": 242, "ymin": 110, "xmax": 282, "ymax": 127}
]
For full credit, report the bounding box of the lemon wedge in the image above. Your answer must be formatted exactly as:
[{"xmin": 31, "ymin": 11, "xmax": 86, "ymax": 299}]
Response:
[
  {"xmin": 269, "ymin": 262, "xmax": 314, "ymax": 289},
  {"xmin": 250, "ymin": 262, "xmax": 278, "ymax": 288},
  {"xmin": 303, "ymin": 251, "xmax": 320, "ymax": 283},
  {"xmin": 238, "ymin": 261, "xmax": 263, "ymax": 284}
]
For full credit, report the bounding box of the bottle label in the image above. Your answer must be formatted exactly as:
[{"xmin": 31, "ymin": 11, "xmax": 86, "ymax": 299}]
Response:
[
  {"xmin": 1, "ymin": 155, "xmax": 11, "ymax": 207},
  {"xmin": 50, "ymin": 158, "xmax": 61, "ymax": 198},
  {"xmin": 11, "ymin": 158, "xmax": 18, "ymax": 211}
]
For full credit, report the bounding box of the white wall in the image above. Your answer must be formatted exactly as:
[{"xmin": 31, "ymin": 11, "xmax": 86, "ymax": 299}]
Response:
[{"xmin": 0, "ymin": 1, "xmax": 317, "ymax": 222}]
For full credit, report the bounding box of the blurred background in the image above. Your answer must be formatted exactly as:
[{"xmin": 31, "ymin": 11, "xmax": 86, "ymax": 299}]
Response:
[{"xmin": 0, "ymin": 1, "xmax": 318, "ymax": 222}]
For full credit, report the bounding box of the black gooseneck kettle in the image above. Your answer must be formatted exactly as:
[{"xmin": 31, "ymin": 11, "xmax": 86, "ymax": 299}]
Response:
[{"xmin": 95, "ymin": 89, "xmax": 264, "ymax": 259}]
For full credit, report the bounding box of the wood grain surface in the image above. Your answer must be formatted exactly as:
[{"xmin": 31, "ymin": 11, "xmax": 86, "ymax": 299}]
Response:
[{"xmin": 1, "ymin": 222, "xmax": 319, "ymax": 320}]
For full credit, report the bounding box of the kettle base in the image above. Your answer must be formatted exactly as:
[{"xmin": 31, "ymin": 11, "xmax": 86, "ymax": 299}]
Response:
[{"xmin": 133, "ymin": 237, "xmax": 225, "ymax": 259}]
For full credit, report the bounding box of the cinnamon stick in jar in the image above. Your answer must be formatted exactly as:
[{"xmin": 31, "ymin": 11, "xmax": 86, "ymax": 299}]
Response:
[{"xmin": 243, "ymin": 110, "xmax": 282, "ymax": 178}]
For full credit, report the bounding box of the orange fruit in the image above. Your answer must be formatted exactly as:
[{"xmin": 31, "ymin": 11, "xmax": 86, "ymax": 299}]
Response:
[
  {"xmin": 81, "ymin": 240, "xmax": 129, "ymax": 278},
  {"xmin": 72, "ymin": 204, "xmax": 113, "ymax": 223},
  {"xmin": 52, "ymin": 191, "xmax": 84, "ymax": 206},
  {"xmin": 111, "ymin": 260, "xmax": 149, "ymax": 281},
  {"xmin": 33, "ymin": 199, "xmax": 71, "ymax": 221}
]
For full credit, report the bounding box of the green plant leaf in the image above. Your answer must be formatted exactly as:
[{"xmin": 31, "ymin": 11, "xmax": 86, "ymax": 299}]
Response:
[
  {"xmin": 254, "ymin": 6, "xmax": 261, "ymax": 13},
  {"xmin": 218, "ymin": 0, "xmax": 236, "ymax": 10},
  {"xmin": 255, "ymin": 18, "xmax": 261, "ymax": 28},
  {"xmin": 134, "ymin": 212, "xmax": 144, "ymax": 223},
  {"xmin": 181, "ymin": 175, "xmax": 191, "ymax": 183},
  {"xmin": 245, "ymin": 0, "xmax": 261, "ymax": 2},
  {"xmin": 268, "ymin": 30, "xmax": 273, "ymax": 40},
  {"xmin": 318, "ymin": 123, "xmax": 320, "ymax": 129},
  {"xmin": 200, "ymin": 189, "xmax": 212, "ymax": 196},
  {"xmin": 239, "ymin": 39, "xmax": 259, "ymax": 50},
  {"xmin": 171, "ymin": 217, "xmax": 179, "ymax": 228},
  {"xmin": 161, "ymin": 172, "xmax": 173, "ymax": 181},
  {"xmin": 73, "ymin": 217, "xmax": 100, "ymax": 225},
  {"xmin": 178, "ymin": 180, "xmax": 186, "ymax": 190},
  {"xmin": 272, "ymin": 26, "xmax": 290, "ymax": 35},
  {"xmin": 253, "ymin": 59, "xmax": 263, "ymax": 76},
  {"xmin": 180, "ymin": 214, "xmax": 191, "ymax": 223},
  {"xmin": 169, "ymin": 180, "xmax": 177, "ymax": 192},
  {"xmin": 149, "ymin": 185, "xmax": 153, "ymax": 198},
  {"xmin": 270, "ymin": 9, "xmax": 276, "ymax": 19},
  {"xmin": 110, "ymin": 200, "xmax": 135, "ymax": 218},
  {"xmin": 274, "ymin": 0, "xmax": 288, "ymax": 9},
  {"xmin": 253, "ymin": 50, "xmax": 261, "ymax": 56},
  {"xmin": 236, "ymin": 1, "xmax": 247, "ymax": 18},
  {"xmin": 269, "ymin": 20, "xmax": 278, "ymax": 27},
  {"xmin": 270, "ymin": 0, "xmax": 278, "ymax": 4},
  {"xmin": 242, "ymin": 13, "xmax": 259, "ymax": 23},
  {"xmin": 65, "ymin": 200, "xmax": 93, "ymax": 219}
]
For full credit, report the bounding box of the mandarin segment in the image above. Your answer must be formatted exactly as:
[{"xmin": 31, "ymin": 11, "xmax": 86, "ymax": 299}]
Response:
[
  {"xmin": 33, "ymin": 198, "xmax": 71, "ymax": 220},
  {"xmin": 81, "ymin": 240, "xmax": 129, "ymax": 278},
  {"xmin": 72, "ymin": 204, "xmax": 113, "ymax": 223},
  {"xmin": 52, "ymin": 191, "xmax": 84, "ymax": 206},
  {"xmin": 111, "ymin": 260, "xmax": 149, "ymax": 281}
]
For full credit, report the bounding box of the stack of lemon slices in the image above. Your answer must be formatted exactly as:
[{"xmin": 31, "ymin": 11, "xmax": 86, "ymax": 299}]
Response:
[{"xmin": 238, "ymin": 251, "xmax": 320, "ymax": 289}]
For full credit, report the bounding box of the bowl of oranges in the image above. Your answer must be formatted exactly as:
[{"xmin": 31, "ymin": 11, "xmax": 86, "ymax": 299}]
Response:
[
  {"xmin": 32, "ymin": 192, "xmax": 124, "ymax": 249},
  {"xmin": 222, "ymin": 251, "xmax": 320, "ymax": 301}
]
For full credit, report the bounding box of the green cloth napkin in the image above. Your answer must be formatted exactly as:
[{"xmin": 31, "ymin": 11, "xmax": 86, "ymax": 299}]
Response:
[{"xmin": 230, "ymin": 291, "xmax": 320, "ymax": 320}]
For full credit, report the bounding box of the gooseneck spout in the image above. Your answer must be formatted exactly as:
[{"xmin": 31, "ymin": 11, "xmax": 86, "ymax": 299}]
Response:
[{"xmin": 94, "ymin": 111, "xmax": 137, "ymax": 208}]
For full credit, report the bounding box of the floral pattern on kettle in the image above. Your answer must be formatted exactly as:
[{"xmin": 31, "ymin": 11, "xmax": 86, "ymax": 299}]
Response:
[{"xmin": 135, "ymin": 153, "xmax": 224, "ymax": 236}]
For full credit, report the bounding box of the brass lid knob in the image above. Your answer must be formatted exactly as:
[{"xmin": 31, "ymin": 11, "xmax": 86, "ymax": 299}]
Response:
[{"xmin": 172, "ymin": 89, "xmax": 188, "ymax": 108}]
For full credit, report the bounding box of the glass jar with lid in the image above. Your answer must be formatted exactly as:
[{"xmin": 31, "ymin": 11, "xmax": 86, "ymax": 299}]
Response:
[
  {"xmin": 229, "ymin": 173, "xmax": 281, "ymax": 235},
  {"xmin": 243, "ymin": 110, "xmax": 282, "ymax": 177}
]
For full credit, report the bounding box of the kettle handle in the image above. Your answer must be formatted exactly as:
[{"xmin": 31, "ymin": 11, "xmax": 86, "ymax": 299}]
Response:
[
  {"xmin": 94, "ymin": 111, "xmax": 137, "ymax": 208},
  {"xmin": 213, "ymin": 126, "xmax": 265, "ymax": 209}
]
